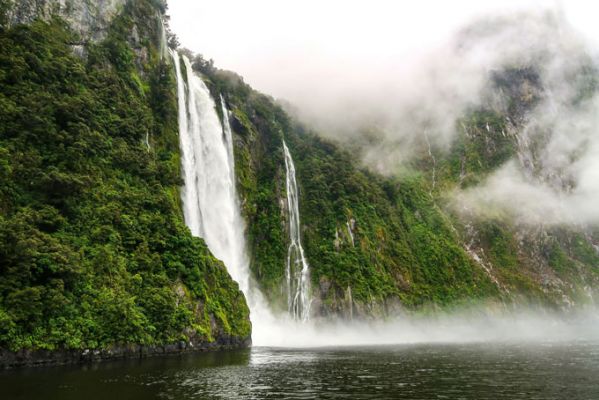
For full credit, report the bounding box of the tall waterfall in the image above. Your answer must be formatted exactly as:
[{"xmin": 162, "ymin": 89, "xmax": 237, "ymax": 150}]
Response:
[
  {"xmin": 170, "ymin": 50, "xmax": 277, "ymax": 328},
  {"xmin": 283, "ymin": 141, "xmax": 312, "ymax": 321},
  {"xmin": 170, "ymin": 48, "xmax": 318, "ymax": 344}
]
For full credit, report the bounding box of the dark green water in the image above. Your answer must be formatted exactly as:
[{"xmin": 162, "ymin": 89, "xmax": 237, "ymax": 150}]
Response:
[{"xmin": 2, "ymin": 342, "xmax": 599, "ymax": 399}]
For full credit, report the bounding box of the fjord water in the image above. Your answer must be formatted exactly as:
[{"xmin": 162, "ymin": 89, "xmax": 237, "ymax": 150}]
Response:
[{"xmin": 3, "ymin": 342, "xmax": 599, "ymax": 399}]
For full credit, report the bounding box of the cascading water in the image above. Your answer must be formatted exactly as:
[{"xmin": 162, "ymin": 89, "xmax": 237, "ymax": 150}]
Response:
[
  {"xmin": 170, "ymin": 48, "xmax": 317, "ymax": 344},
  {"xmin": 171, "ymin": 49, "xmax": 249, "ymax": 290},
  {"xmin": 170, "ymin": 50, "xmax": 277, "ymax": 336},
  {"xmin": 283, "ymin": 141, "xmax": 312, "ymax": 321},
  {"xmin": 220, "ymin": 95, "xmax": 236, "ymax": 186},
  {"xmin": 158, "ymin": 17, "xmax": 169, "ymax": 61}
]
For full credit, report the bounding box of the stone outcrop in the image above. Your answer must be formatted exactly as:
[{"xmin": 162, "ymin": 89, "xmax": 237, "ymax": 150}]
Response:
[
  {"xmin": 0, "ymin": 335, "xmax": 251, "ymax": 369},
  {"xmin": 5, "ymin": 0, "xmax": 127, "ymax": 41}
]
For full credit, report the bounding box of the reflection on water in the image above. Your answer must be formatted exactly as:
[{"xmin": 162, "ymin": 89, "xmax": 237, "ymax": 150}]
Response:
[{"xmin": 2, "ymin": 342, "xmax": 599, "ymax": 399}]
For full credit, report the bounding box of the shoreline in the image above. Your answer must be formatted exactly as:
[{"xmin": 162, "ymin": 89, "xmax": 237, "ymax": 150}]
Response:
[{"xmin": 0, "ymin": 335, "xmax": 251, "ymax": 369}]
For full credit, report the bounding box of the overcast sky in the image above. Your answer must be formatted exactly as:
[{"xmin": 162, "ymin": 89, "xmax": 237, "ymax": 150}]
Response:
[
  {"xmin": 168, "ymin": 0, "xmax": 598, "ymax": 102},
  {"xmin": 168, "ymin": 1, "xmax": 599, "ymax": 226}
]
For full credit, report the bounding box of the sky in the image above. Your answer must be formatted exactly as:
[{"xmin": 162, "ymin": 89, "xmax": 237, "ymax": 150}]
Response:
[{"xmin": 167, "ymin": 0, "xmax": 598, "ymax": 103}]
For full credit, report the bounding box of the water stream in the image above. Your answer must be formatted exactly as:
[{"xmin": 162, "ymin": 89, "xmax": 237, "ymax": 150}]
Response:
[{"xmin": 283, "ymin": 141, "xmax": 312, "ymax": 321}]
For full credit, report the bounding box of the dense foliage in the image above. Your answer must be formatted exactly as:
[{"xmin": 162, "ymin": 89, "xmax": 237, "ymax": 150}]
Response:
[
  {"xmin": 200, "ymin": 61, "xmax": 599, "ymax": 317},
  {"xmin": 2, "ymin": 0, "xmax": 597, "ymax": 355},
  {"xmin": 199, "ymin": 67, "xmax": 500, "ymax": 316},
  {"xmin": 0, "ymin": 1, "xmax": 249, "ymax": 352}
]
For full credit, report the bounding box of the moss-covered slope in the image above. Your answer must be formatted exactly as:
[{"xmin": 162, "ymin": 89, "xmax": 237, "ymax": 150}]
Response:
[
  {"xmin": 200, "ymin": 59, "xmax": 599, "ymax": 318},
  {"xmin": 0, "ymin": 1, "xmax": 249, "ymax": 354}
]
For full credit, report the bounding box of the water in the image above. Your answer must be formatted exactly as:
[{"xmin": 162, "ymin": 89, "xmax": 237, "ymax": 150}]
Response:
[
  {"xmin": 170, "ymin": 50, "xmax": 275, "ymax": 342},
  {"xmin": 158, "ymin": 17, "xmax": 168, "ymax": 61},
  {"xmin": 3, "ymin": 342, "xmax": 599, "ymax": 399},
  {"xmin": 172, "ymin": 47, "xmax": 252, "ymax": 297},
  {"xmin": 346, "ymin": 221, "xmax": 355, "ymax": 247},
  {"xmin": 283, "ymin": 141, "xmax": 312, "ymax": 321}
]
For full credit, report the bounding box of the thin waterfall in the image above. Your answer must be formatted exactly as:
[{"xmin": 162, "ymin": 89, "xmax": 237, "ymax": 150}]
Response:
[
  {"xmin": 158, "ymin": 17, "xmax": 169, "ymax": 61},
  {"xmin": 220, "ymin": 95, "xmax": 236, "ymax": 186},
  {"xmin": 170, "ymin": 49, "xmax": 276, "ymax": 329},
  {"xmin": 346, "ymin": 221, "xmax": 355, "ymax": 247},
  {"xmin": 283, "ymin": 141, "xmax": 312, "ymax": 321}
]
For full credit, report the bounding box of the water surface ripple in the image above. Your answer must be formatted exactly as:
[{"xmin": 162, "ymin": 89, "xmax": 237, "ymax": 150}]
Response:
[{"xmin": 2, "ymin": 342, "xmax": 599, "ymax": 399}]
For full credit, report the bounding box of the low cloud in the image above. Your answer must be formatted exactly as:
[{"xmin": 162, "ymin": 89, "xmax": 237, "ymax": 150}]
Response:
[
  {"xmin": 290, "ymin": 9, "xmax": 599, "ymax": 227},
  {"xmin": 452, "ymin": 12, "xmax": 599, "ymax": 226},
  {"xmin": 169, "ymin": 1, "xmax": 599, "ymax": 226}
]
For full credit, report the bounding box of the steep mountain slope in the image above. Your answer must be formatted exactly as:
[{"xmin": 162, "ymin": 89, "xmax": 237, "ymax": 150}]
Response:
[
  {"xmin": 199, "ymin": 65, "xmax": 501, "ymax": 318},
  {"xmin": 198, "ymin": 52, "xmax": 599, "ymax": 318},
  {"xmin": 438, "ymin": 66, "xmax": 599, "ymax": 308},
  {"xmin": 1, "ymin": 0, "xmax": 598, "ymax": 368},
  {"xmin": 0, "ymin": 0, "xmax": 249, "ymax": 363}
]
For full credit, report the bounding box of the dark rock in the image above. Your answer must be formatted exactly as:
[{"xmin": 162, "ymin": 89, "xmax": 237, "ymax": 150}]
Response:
[{"xmin": 0, "ymin": 335, "xmax": 251, "ymax": 369}]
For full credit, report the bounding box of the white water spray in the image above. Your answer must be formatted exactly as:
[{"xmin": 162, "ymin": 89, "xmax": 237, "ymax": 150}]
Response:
[
  {"xmin": 346, "ymin": 221, "xmax": 355, "ymax": 247},
  {"xmin": 220, "ymin": 95, "xmax": 236, "ymax": 185},
  {"xmin": 283, "ymin": 141, "xmax": 312, "ymax": 321},
  {"xmin": 170, "ymin": 49, "xmax": 278, "ymax": 342}
]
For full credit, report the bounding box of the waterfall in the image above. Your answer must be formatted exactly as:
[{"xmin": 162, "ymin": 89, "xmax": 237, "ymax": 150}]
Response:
[
  {"xmin": 144, "ymin": 131, "xmax": 150, "ymax": 151},
  {"xmin": 158, "ymin": 17, "xmax": 169, "ymax": 61},
  {"xmin": 170, "ymin": 48, "xmax": 318, "ymax": 344},
  {"xmin": 171, "ymin": 49, "xmax": 249, "ymax": 291},
  {"xmin": 346, "ymin": 221, "xmax": 355, "ymax": 247},
  {"xmin": 283, "ymin": 141, "xmax": 312, "ymax": 321},
  {"xmin": 423, "ymin": 129, "xmax": 436, "ymax": 197},
  {"xmin": 220, "ymin": 95, "xmax": 236, "ymax": 186},
  {"xmin": 170, "ymin": 50, "xmax": 277, "ymax": 340}
]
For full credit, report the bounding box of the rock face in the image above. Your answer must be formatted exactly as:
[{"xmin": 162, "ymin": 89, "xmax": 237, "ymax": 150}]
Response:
[
  {"xmin": 0, "ymin": 335, "xmax": 251, "ymax": 369},
  {"xmin": 5, "ymin": 0, "xmax": 127, "ymax": 41}
]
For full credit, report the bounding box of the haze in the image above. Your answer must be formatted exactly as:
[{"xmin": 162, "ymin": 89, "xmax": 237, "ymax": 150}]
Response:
[
  {"xmin": 168, "ymin": 0, "xmax": 597, "ymax": 108},
  {"xmin": 168, "ymin": 0, "xmax": 599, "ymax": 227}
]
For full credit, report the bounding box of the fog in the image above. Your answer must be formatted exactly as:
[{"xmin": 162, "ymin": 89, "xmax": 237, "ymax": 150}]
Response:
[
  {"xmin": 452, "ymin": 13, "xmax": 599, "ymax": 225},
  {"xmin": 168, "ymin": 1, "xmax": 599, "ymax": 225},
  {"xmin": 253, "ymin": 309, "xmax": 599, "ymax": 347}
]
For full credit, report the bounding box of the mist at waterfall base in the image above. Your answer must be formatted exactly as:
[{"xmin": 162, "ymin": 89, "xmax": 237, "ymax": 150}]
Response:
[{"xmin": 253, "ymin": 310, "xmax": 599, "ymax": 347}]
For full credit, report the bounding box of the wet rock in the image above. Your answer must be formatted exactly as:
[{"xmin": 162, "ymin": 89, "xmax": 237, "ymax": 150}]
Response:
[
  {"xmin": 6, "ymin": 0, "xmax": 127, "ymax": 42},
  {"xmin": 0, "ymin": 334, "xmax": 251, "ymax": 369}
]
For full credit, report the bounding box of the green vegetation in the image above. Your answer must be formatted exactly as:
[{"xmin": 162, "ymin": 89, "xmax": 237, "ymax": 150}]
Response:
[
  {"xmin": 2, "ymin": 0, "xmax": 598, "ymax": 354},
  {"xmin": 196, "ymin": 66, "xmax": 501, "ymax": 315},
  {"xmin": 287, "ymin": 132, "xmax": 499, "ymax": 311},
  {"xmin": 0, "ymin": 1, "xmax": 249, "ymax": 352},
  {"xmin": 198, "ymin": 61, "xmax": 598, "ymax": 315}
]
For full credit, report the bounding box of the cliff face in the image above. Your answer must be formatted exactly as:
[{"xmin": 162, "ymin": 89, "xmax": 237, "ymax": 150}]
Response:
[
  {"xmin": 0, "ymin": 0, "xmax": 250, "ymax": 364},
  {"xmin": 3, "ymin": 0, "xmax": 127, "ymax": 40},
  {"xmin": 445, "ymin": 67, "xmax": 599, "ymax": 310},
  {"xmin": 199, "ymin": 67, "xmax": 498, "ymax": 319},
  {"xmin": 198, "ymin": 58, "xmax": 599, "ymax": 320}
]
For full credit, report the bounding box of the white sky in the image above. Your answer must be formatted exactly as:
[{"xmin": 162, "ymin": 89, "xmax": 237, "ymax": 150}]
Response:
[{"xmin": 168, "ymin": 0, "xmax": 599, "ymax": 102}]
